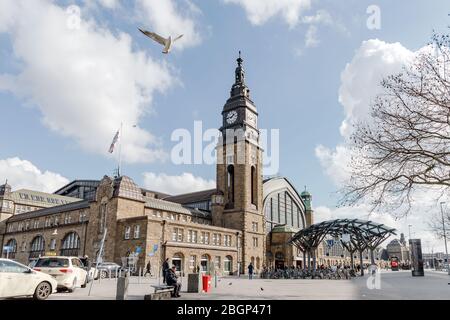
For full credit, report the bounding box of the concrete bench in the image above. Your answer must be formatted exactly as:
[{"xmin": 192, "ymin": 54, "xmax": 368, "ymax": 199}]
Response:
[
  {"xmin": 151, "ymin": 285, "xmax": 174, "ymax": 293},
  {"xmin": 144, "ymin": 285, "xmax": 175, "ymax": 300}
]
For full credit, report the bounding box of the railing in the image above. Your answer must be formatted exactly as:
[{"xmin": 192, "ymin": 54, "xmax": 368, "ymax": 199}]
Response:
[{"xmin": 259, "ymin": 268, "xmax": 356, "ymax": 280}]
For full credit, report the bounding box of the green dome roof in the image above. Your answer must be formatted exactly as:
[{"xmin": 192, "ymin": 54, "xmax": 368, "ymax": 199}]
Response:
[{"xmin": 301, "ymin": 190, "xmax": 311, "ymax": 197}]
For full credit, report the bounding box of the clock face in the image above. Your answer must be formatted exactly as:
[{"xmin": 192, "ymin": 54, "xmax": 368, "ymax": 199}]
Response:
[
  {"xmin": 226, "ymin": 111, "xmax": 238, "ymax": 124},
  {"xmin": 247, "ymin": 112, "xmax": 256, "ymax": 125}
]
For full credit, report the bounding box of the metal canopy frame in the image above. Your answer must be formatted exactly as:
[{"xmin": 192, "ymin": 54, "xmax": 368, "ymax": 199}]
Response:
[{"xmin": 288, "ymin": 219, "xmax": 396, "ymax": 275}]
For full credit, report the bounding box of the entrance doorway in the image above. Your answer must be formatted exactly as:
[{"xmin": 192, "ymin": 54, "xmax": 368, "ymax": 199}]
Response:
[
  {"xmin": 275, "ymin": 252, "xmax": 284, "ymax": 269},
  {"xmin": 172, "ymin": 253, "xmax": 184, "ymax": 275}
]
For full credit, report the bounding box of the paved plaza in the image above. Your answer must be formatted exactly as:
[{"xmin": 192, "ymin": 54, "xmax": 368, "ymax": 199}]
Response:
[{"xmin": 44, "ymin": 270, "xmax": 450, "ymax": 300}]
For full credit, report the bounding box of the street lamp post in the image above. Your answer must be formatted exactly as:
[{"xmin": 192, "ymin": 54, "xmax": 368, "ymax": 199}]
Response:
[{"xmin": 439, "ymin": 202, "xmax": 450, "ymax": 275}]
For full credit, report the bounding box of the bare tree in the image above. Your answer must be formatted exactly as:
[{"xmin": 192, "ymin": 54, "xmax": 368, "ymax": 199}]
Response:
[
  {"xmin": 341, "ymin": 34, "xmax": 450, "ymax": 216},
  {"xmin": 427, "ymin": 209, "xmax": 450, "ymax": 239}
]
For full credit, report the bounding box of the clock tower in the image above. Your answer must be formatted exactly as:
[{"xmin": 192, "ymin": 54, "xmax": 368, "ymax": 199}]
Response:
[{"xmin": 212, "ymin": 52, "xmax": 265, "ymax": 273}]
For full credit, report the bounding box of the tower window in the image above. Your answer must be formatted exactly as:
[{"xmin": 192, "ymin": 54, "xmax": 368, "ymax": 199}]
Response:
[
  {"xmin": 227, "ymin": 165, "xmax": 235, "ymax": 205},
  {"xmin": 251, "ymin": 166, "xmax": 257, "ymax": 206}
]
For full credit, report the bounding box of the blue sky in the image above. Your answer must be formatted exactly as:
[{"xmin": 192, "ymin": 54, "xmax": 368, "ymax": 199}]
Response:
[{"xmin": 1, "ymin": 0, "xmax": 450, "ymax": 250}]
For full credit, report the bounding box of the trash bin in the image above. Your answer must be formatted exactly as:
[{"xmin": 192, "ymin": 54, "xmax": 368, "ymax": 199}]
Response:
[{"xmin": 202, "ymin": 275, "xmax": 211, "ymax": 293}]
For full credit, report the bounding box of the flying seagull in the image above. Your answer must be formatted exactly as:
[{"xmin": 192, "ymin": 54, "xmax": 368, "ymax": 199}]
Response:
[{"xmin": 138, "ymin": 28, "xmax": 183, "ymax": 54}]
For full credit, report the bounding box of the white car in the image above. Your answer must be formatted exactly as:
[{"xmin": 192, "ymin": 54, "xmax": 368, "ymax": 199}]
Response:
[
  {"xmin": 33, "ymin": 256, "xmax": 88, "ymax": 292},
  {"xmin": 0, "ymin": 258, "xmax": 57, "ymax": 300}
]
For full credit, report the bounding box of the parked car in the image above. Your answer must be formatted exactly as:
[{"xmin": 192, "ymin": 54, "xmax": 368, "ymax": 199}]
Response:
[
  {"xmin": 33, "ymin": 256, "xmax": 88, "ymax": 292},
  {"xmin": 79, "ymin": 257, "xmax": 98, "ymax": 281},
  {"xmin": 28, "ymin": 259, "xmax": 38, "ymax": 268},
  {"xmin": 92, "ymin": 262, "xmax": 130, "ymax": 278},
  {"xmin": 0, "ymin": 258, "xmax": 57, "ymax": 300}
]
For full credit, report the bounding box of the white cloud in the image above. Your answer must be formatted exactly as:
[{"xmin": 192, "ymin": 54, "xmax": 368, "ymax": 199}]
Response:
[
  {"xmin": 97, "ymin": 0, "xmax": 119, "ymax": 9},
  {"xmin": 135, "ymin": 0, "xmax": 202, "ymax": 50},
  {"xmin": 338, "ymin": 39, "xmax": 414, "ymax": 138},
  {"xmin": 305, "ymin": 25, "xmax": 319, "ymax": 48},
  {"xmin": 0, "ymin": 0, "xmax": 175, "ymax": 164},
  {"xmin": 0, "ymin": 158, "xmax": 69, "ymax": 193},
  {"xmin": 302, "ymin": 9, "xmax": 333, "ymax": 25},
  {"xmin": 223, "ymin": 0, "xmax": 312, "ymax": 28},
  {"xmin": 143, "ymin": 172, "xmax": 215, "ymax": 195},
  {"xmin": 315, "ymin": 144, "xmax": 351, "ymax": 186},
  {"xmin": 316, "ymin": 39, "xmax": 416, "ymax": 185}
]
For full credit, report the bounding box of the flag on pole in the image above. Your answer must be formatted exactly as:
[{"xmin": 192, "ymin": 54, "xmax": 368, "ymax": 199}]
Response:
[{"xmin": 108, "ymin": 129, "xmax": 120, "ymax": 153}]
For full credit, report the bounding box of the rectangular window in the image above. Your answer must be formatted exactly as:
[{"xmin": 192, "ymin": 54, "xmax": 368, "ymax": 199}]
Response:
[
  {"xmin": 205, "ymin": 232, "xmax": 209, "ymax": 244},
  {"xmin": 187, "ymin": 230, "xmax": 192, "ymax": 243},
  {"xmin": 189, "ymin": 255, "xmax": 196, "ymax": 269},
  {"xmin": 134, "ymin": 225, "xmax": 140, "ymax": 239},
  {"xmin": 124, "ymin": 226, "xmax": 131, "ymax": 239},
  {"xmin": 172, "ymin": 228, "xmax": 177, "ymax": 241},
  {"xmin": 50, "ymin": 239, "xmax": 56, "ymax": 250},
  {"xmin": 215, "ymin": 256, "xmax": 221, "ymax": 269},
  {"xmin": 173, "ymin": 228, "xmax": 183, "ymax": 242},
  {"xmin": 225, "ymin": 235, "xmax": 232, "ymax": 247},
  {"xmin": 252, "ymin": 222, "xmax": 258, "ymax": 232},
  {"xmin": 253, "ymin": 237, "xmax": 258, "ymax": 248},
  {"xmin": 279, "ymin": 193, "xmax": 286, "ymax": 225},
  {"xmin": 192, "ymin": 231, "xmax": 198, "ymax": 243}
]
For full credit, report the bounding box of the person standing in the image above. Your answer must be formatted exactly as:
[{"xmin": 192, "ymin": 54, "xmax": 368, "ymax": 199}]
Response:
[
  {"xmin": 166, "ymin": 265, "xmax": 181, "ymax": 298},
  {"xmin": 162, "ymin": 258, "xmax": 170, "ymax": 284},
  {"xmin": 248, "ymin": 262, "xmax": 254, "ymax": 280},
  {"xmin": 144, "ymin": 261, "xmax": 152, "ymax": 277}
]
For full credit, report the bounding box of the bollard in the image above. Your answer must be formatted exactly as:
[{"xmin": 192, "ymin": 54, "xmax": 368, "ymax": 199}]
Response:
[{"xmin": 116, "ymin": 276, "xmax": 129, "ymax": 300}]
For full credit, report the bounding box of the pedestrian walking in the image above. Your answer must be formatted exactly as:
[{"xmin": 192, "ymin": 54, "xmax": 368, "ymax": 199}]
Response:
[
  {"xmin": 248, "ymin": 262, "xmax": 254, "ymax": 280},
  {"xmin": 144, "ymin": 261, "xmax": 152, "ymax": 277},
  {"xmin": 162, "ymin": 258, "xmax": 170, "ymax": 284}
]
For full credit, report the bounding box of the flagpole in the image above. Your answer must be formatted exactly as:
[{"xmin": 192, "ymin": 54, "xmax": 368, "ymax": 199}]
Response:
[{"xmin": 118, "ymin": 122, "xmax": 123, "ymax": 177}]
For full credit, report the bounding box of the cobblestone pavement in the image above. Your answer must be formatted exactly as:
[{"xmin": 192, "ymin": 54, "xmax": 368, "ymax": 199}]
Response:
[{"xmin": 45, "ymin": 269, "xmax": 450, "ymax": 300}]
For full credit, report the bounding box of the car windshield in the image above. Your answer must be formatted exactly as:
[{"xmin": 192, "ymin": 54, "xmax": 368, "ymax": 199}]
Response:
[{"xmin": 35, "ymin": 258, "xmax": 70, "ymax": 268}]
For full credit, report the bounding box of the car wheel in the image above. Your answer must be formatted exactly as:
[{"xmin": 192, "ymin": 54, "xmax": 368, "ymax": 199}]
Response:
[
  {"xmin": 100, "ymin": 270, "xmax": 107, "ymax": 279},
  {"xmin": 33, "ymin": 281, "xmax": 52, "ymax": 300},
  {"xmin": 67, "ymin": 278, "xmax": 77, "ymax": 293},
  {"xmin": 81, "ymin": 276, "xmax": 87, "ymax": 288}
]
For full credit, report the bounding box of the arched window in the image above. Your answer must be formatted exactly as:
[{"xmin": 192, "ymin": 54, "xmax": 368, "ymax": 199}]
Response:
[
  {"xmin": 224, "ymin": 256, "xmax": 232, "ymax": 274},
  {"xmin": 251, "ymin": 166, "xmax": 257, "ymax": 206},
  {"xmin": 200, "ymin": 254, "xmax": 210, "ymax": 272},
  {"xmin": 30, "ymin": 236, "xmax": 45, "ymax": 259},
  {"xmin": 60, "ymin": 232, "xmax": 80, "ymax": 256},
  {"xmin": 172, "ymin": 253, "xmax": 184, "ymax": 273},
  {"xmin": 4, "ymin": 239, "xmax": 17, "ymax": 259},
  {"xmin": 227, "ymin": 165, "xmax": 234, "ymax": 205}
]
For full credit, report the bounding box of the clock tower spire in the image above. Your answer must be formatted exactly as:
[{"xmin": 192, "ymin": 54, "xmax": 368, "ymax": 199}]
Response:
[
  {"xmin": 213, "ymin": 52, "xmax": 265, "ymax": 274},
  {"xmin": 220, "ymin": 51, "xmax": 259, "ymax": 142}
]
